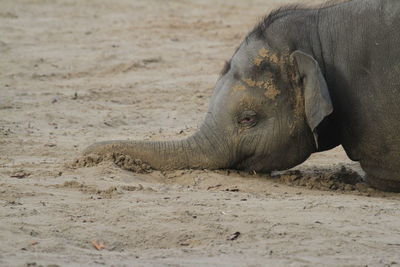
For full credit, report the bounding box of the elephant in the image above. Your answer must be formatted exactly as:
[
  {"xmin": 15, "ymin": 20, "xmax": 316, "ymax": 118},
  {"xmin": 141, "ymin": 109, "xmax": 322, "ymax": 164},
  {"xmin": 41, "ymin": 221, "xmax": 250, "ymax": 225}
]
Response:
[{"xmin": 82, "ymin": 0, "xmax": 400, "ymax": 192}]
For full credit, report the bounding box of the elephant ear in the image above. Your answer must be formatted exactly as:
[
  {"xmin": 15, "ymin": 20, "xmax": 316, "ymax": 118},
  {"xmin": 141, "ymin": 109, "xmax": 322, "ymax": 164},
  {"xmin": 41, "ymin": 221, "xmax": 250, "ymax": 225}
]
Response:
[{"xmin": 290, "ymin": 50, "xmax": 333, "ymax": 149}]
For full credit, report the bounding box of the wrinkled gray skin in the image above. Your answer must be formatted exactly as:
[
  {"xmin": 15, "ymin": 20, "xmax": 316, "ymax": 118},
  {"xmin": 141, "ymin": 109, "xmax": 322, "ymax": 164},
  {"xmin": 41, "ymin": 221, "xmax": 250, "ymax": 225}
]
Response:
[{"xmin": 84, "ymin": 0, "xmax": 400, "ymax": 192}]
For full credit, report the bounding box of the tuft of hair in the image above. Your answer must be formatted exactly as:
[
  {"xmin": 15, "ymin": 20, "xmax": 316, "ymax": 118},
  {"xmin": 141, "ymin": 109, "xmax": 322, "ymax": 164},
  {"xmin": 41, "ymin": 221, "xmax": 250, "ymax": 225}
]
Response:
[
  {"xmin": 247, "ymin": 0, "xmax": 352, "ymax": 42},
  {"xmin": 250, "ymin": 5, "xmax": 302, "ymax": 40}
]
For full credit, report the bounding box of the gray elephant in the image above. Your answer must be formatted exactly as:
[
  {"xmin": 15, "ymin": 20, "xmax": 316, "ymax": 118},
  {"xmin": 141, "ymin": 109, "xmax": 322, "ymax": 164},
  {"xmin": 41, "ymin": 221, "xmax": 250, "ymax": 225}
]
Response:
[{"xmin": 82, "ymin": 0, "xmax": 400, "ymax": 192}]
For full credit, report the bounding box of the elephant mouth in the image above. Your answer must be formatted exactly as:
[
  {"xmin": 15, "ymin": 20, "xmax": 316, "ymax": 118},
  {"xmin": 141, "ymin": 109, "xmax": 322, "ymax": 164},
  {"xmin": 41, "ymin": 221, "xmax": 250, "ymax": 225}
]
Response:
[
  {"xmin": 234, "ymin": 152, "xmax": 294, "ymax": 173},
  {"xmin": 234, "ymin": 154, "xmax": 268, "ymax": 172}
]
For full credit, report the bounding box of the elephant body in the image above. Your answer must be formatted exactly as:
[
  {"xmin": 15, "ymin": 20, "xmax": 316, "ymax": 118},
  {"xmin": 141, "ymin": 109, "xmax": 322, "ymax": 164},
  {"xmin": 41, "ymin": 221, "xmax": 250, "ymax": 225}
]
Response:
[
  {"xmin": 83, "ymin": 0, "xmax": 400, "ymax": 192},
  {"xmin": 315, "ymin": 0, "xmax": 400, "ymax": 191}
]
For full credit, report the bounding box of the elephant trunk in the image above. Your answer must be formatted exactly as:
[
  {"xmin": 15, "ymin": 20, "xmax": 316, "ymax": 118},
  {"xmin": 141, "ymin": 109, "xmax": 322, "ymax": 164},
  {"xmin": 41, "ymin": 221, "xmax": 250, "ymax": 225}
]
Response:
[{"xmin": 82, "ymin": 130, "xmax": 232, "ymax": 171}]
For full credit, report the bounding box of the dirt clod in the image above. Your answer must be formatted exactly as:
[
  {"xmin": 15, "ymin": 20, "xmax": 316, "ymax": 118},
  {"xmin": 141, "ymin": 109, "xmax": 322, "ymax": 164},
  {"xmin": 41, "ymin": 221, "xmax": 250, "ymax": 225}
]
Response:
[
  {"xmin": 121, "ymin": 184, "xmax": 144, "ymax": 191},
  {"xmin": 71, "ymin": 154, "xmax": 103, "ymax": 168},
  {"xmin": 227, "ymin": 232, "xmax": 241, "ymax": 241},
  {"xmin": 274, "ymin": 166, "xmax": 366, "ymax": 192},
  {"xmin": 112, "ymin": 154, "xmax": 152, "ymax": 173},
  {"xmin": 10, "ymin": 170, "xmax": 30, "ymax": 179}
]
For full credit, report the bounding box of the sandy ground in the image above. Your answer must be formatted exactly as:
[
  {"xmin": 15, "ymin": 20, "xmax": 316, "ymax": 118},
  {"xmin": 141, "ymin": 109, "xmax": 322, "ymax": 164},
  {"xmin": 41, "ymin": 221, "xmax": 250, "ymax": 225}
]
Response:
[{"xmin": 1, "ymin": 0, "xmax": 400, "ymax": 266}]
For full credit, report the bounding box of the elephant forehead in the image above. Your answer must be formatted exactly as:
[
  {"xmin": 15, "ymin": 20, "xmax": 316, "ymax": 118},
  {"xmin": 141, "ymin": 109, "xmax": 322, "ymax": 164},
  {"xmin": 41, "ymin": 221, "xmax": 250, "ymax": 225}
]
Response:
[
  {"xmin": 232, "ymin": 77, "xmax": 281, "ymax": 100},
  {"xmin": 233, "ymin": 40, "xmax": 281, "ymax": 68},
  {"xmin": 232, "ymin": 40, "xmax": 267, "ymax": 67},
  {"xmin": 237, "ymin": 95, "xmax": 265, "ymax": 109},
  {"xmin": 264, "ymin": 85, "xmax": 281, "ymax": 100},
  {"xmin": 231, "ymin": 47, "xmax": 283, "ymax": 86},
  {"xmin": 253, "ymin": 48, "xmax": 281, "ymax": 67}
]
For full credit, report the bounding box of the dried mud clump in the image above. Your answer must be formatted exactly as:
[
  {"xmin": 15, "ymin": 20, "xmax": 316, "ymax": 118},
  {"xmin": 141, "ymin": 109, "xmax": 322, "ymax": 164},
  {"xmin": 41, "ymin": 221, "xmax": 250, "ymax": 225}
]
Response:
[
  {"xmin": 70, "ymin": 154, "xmax": 103, "ymax": 168},
  {"xmin": 274, "ymin": 166, "xmax": 368, "ymax": 192},
  {"xmin": 70, "ymin": 153, "xmax": 152, "ymax": 173},
  {"xmin": 112, "ymin": 154, "xmax": 152, "ymax": 173}
]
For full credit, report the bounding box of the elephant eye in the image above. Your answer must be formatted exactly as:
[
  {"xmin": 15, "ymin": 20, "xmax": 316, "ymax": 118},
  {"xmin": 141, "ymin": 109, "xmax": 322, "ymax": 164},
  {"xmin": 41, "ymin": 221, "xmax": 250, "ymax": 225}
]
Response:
[
  {"xmin": 240, "ymin": 116, "xmax": 255, "ymax": 124},
  {"xmin": 238, "ymin": 111, "xmax": 257, "ymax": 127}
]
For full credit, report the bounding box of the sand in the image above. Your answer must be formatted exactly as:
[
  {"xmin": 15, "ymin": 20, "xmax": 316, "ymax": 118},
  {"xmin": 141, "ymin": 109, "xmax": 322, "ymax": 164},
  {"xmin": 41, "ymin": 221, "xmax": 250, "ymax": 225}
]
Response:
[{"xmin": 1, "ymin": 0, "xmax": 399, "ymax": 266}]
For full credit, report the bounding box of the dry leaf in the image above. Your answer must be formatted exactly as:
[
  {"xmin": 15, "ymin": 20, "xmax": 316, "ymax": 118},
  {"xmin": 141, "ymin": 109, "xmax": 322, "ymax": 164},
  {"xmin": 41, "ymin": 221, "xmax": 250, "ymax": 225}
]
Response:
[{"xmin": 92, "ymin": 240, "xmax": 105, "ymax": 250}]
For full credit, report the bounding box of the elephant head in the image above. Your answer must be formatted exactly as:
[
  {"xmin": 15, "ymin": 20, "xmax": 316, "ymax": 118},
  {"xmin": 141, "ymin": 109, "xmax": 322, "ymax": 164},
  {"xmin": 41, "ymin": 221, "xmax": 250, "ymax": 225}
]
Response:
[{"xmin": 82, "ymin": 36, "xmax": 333, "ymax": 173}]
